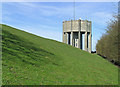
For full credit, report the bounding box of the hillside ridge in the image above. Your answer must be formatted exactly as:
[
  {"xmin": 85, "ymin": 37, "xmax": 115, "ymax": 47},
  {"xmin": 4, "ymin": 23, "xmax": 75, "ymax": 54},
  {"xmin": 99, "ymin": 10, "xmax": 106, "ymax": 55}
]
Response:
[{"xmin": 1, "ymin": 24, "xmax": 118, "ymax": 85}]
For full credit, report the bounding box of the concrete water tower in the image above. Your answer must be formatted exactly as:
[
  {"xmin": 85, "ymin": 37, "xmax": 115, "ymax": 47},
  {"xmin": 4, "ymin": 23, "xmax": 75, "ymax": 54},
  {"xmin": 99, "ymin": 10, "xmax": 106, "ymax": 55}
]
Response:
[{"xmin": 62, "ymin": 19, "xmax": 92, "ymax": 53}]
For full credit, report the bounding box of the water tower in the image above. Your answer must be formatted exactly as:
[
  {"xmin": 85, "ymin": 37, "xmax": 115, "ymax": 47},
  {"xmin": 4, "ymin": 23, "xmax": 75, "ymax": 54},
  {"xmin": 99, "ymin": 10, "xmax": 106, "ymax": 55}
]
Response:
[{"xmin": 63, "ymin": 19, "xmax": 92, "ymax": 53}]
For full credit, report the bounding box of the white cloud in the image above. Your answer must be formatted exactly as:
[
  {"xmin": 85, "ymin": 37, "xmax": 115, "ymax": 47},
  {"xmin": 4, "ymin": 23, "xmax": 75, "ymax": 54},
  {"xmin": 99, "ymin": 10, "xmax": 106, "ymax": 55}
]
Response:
[
  {"xmin": 19, "ymin": 25, "xmax": 62, "ymax": 42},
  {"xmin": 3, "ymin": 2, "xmax": 91, "ymax": 19},
  {"xmin": 2, "ymin": 2, "xmax": 117, "ymax": 51},
  {"xmin": 92, "ymin": 12, "xmax": 113, "ymax": 26}
]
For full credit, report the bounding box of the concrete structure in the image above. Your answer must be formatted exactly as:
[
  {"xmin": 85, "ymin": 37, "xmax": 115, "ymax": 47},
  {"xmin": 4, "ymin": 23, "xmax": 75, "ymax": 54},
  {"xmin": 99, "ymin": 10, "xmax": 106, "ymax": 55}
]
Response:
[{"xmin": 63, "ymin": 19, "xmax": 92, "ymax": 53}]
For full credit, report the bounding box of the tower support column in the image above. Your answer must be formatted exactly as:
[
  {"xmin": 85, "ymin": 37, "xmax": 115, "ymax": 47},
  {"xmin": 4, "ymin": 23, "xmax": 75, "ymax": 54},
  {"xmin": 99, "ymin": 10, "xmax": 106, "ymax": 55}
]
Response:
[
  {"xmin": 78, "ymin": 31, "xmax": 81, "ymax": 48},
  {"xmin": 63, "ymin": 32, "xmax": 65, "ymax": 43},
  {"xmin": 66, "ymin": 33, "xmax": 68, "ymax": 44},
  {"xmin": 88, "ymin": 33, "xmax": 92, "ymax": 53},
  {"xmin": 84, "ymin": 32, "xmax": 88, "ymax": 51},
  {"xmin": 71, "ymin": 32, "xmax": 73, "ymax": 45}
]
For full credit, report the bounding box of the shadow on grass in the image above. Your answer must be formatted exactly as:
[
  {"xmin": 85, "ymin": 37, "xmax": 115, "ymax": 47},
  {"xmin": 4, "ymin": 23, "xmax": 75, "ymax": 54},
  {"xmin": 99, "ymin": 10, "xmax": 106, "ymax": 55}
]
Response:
[{"xmin": 2, "ymin": 30, "xmax": 58, "ymax": 67}]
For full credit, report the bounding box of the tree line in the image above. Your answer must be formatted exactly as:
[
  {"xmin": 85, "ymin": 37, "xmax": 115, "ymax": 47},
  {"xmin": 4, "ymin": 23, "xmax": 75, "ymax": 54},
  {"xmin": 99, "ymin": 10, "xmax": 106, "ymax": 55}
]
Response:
[{"xmin": 96, "ymin": 15, "xmax": 119, "ymax": 65}]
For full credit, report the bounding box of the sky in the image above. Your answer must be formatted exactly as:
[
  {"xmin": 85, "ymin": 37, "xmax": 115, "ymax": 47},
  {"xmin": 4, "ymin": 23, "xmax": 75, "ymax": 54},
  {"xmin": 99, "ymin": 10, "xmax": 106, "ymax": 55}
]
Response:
[{"xmin": 2, "ymin": 2, "xmax": 118, "ymax": 51}]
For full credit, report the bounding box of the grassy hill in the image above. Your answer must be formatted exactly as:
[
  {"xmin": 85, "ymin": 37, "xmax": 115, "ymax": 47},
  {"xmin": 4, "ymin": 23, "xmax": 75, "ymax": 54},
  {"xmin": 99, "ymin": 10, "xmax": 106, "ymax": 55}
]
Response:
[{"xmin": 1, "ymin": 24, "xmax": 118, "ymax": 85}]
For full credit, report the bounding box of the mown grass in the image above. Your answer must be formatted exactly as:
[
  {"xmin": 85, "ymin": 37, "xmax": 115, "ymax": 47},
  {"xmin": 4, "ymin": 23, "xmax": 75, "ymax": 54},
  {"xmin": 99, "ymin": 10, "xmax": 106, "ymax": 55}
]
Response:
[{"xmin": 1, "ymin": 24, "xmax": 118, "ymax": 85}]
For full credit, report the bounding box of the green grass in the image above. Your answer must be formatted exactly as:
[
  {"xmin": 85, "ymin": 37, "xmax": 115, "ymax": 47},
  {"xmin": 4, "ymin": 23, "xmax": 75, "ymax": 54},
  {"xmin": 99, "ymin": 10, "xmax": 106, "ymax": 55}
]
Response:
[{"xmin": 1, "ymin": 24, "xmax": 118, "ymax": 85}]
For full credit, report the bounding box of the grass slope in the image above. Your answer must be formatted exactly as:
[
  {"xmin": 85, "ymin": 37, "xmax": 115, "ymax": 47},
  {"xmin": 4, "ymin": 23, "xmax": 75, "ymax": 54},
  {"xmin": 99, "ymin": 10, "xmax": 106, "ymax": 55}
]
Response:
[{"xmin": 1, "ymin": 24, "xmax": 118, "ymax": 85}]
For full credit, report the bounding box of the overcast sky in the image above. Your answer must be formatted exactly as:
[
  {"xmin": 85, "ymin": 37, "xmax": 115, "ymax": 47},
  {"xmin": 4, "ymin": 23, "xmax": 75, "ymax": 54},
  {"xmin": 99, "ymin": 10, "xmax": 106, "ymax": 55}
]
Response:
[{"xmin": 2, "ymin": 2, "xmax": 118, "ymax": 51}]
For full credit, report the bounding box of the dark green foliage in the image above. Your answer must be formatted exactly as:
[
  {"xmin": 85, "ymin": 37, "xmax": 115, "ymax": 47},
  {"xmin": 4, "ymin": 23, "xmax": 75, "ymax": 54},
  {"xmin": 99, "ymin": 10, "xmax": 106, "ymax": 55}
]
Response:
[{"xmin": 96, "ymin": 17, "xmax": 119, "ymax": 62}]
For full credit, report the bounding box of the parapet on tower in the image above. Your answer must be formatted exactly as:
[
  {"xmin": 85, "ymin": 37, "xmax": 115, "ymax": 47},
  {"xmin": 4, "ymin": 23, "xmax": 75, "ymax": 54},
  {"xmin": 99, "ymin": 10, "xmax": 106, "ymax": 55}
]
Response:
[{"xmin": 63, "ymin": 19, "xmax": 92, "ymax": 53}]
